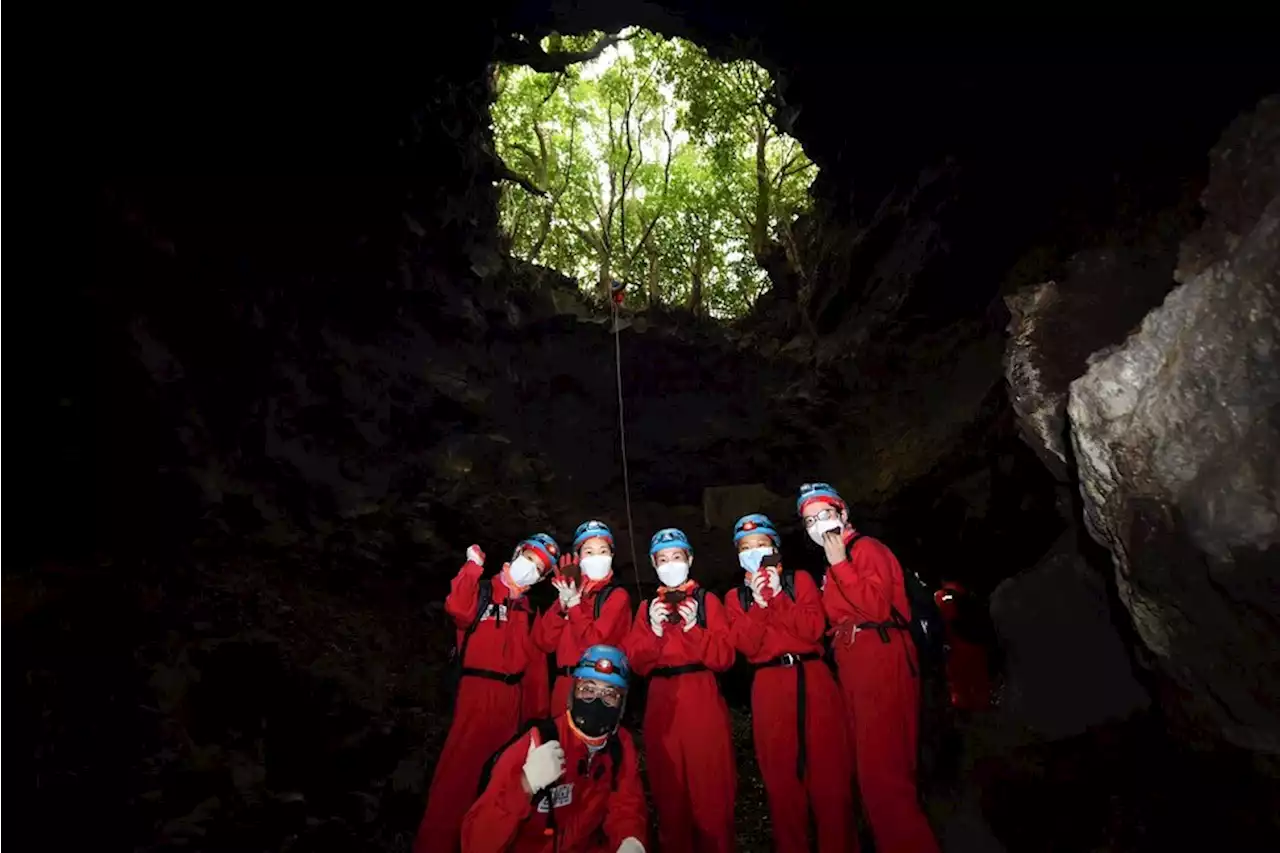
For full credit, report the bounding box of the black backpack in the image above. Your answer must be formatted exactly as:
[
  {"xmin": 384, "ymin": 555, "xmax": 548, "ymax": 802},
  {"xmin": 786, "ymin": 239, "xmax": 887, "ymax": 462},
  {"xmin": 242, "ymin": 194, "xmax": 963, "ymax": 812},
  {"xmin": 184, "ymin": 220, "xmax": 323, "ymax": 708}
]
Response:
[
  {"xmin": 476, "ymin": 717, "xmax": 624, "ymax": 798},
  {"xmin": 839, "ymin": 534, "xmax": 946, "ymax": 678},
  {"xmin": 593, "ymin": 583, "xmax": 633, "ymax": 621}
]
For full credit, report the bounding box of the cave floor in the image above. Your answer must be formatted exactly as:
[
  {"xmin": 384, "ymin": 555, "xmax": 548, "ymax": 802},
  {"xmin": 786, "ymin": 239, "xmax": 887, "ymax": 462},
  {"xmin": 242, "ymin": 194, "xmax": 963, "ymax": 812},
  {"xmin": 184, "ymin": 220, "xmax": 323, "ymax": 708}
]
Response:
[{"xmin": 11, "ymin": 561, "xmax": 1279, "ymax": 852}]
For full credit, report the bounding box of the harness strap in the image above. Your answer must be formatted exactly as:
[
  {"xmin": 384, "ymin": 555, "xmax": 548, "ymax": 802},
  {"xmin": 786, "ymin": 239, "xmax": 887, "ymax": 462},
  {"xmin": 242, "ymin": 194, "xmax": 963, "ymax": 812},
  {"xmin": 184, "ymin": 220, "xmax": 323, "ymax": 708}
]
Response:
[
  {"xmin": 753, "ymin": 652, "xmax": 822, "ymax": 778},
  {"xmin": 461, "ymin": 667, "xmax": 525, "ymax": 685},
  {"xmin": 649, "ymin": 663, "xmax": 708, "ymax": 678}
]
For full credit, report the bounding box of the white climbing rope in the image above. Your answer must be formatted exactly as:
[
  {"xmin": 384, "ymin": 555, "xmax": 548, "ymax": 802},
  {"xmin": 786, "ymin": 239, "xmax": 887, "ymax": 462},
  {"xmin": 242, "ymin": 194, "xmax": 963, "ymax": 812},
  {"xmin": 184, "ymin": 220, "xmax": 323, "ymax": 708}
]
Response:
[{"xmin": 611, "ymin": 299, "xmax": 644, "ymax": 599}]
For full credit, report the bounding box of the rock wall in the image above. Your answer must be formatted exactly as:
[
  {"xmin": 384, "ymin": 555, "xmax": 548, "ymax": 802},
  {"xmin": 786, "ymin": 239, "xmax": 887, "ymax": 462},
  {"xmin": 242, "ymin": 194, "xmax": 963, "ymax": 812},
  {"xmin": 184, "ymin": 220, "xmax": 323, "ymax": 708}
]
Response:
[
  {"xmin": 1068, "ymin": 96, "xmax": 1280, "ymax": 755},
  {"xmin": 1005, "ymin": 95, "xmax": 1280, "ymax": 756}
]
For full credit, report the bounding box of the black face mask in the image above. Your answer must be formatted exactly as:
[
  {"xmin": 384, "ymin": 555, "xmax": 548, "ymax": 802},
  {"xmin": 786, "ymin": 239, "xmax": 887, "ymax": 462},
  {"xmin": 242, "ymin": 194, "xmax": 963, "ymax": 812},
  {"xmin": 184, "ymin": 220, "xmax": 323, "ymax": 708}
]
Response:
[{"xmin": 570, "ymin": 694, "xmax": 624, "ymax": 739}]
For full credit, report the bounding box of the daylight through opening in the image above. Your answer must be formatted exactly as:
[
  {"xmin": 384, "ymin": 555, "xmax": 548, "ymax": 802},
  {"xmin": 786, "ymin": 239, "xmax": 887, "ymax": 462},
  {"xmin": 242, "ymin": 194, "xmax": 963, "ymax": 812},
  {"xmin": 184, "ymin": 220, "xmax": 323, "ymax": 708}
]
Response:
[{"xmin": 491, "ymin": 28, "xmax": 817, "ymax": 319}]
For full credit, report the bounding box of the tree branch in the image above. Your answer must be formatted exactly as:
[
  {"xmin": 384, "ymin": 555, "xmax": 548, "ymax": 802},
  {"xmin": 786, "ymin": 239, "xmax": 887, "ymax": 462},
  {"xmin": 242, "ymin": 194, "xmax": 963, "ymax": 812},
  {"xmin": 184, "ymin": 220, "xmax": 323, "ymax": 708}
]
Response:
[
  {"xmin": 510, "ymin": 141, "xmax": 540, "ymax": 169},
  {"xmin": 495, "ymin": 162, "xmax": 547, "ymax": 196},
  {"xmin": 776, "ymin": 158, "xmax": 816, "ymax": 188},
  {"xmin": 541, "ymin": 72, "xmax": 565, "ymax": 105},
  {"xmin": 495, "ymin": 32, "xmax": 631, "ymax": 74},
  {"xmin": 626, "ymin": 122, "xmax": 675, "ymax": 265}
]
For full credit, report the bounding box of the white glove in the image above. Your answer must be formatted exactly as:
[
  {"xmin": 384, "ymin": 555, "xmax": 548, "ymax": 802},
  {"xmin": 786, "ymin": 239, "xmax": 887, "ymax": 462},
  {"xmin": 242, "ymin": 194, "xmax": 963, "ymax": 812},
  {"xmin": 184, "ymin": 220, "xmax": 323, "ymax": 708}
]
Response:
[
  {"xmin": 522, "ymin": 733, "xmax": 565, "ymax": 793},
  {"xmin": 466, "ymin": 544, "xmax": 486, "ymax": 567},
  {"xmin": 616, "ymin": 838, "xmax": 646, "ymax": 853},
  {"xmin": 678, "ymin": 599, "xmax": 698, "ymax": 632},
  {"xmin": 767, "ymin": 569, "xmax": 782, "ymax": 596},
  {"xmin": 648, "ymin": 598, "xmax": 667, "ymax": 637},
  {"xmin": 750, "ymin": 573, "xmax": 770, "ymax": 608},
  {"xmin": 553, "ymin": 578, "xmax": 581, "ymax": 610}
]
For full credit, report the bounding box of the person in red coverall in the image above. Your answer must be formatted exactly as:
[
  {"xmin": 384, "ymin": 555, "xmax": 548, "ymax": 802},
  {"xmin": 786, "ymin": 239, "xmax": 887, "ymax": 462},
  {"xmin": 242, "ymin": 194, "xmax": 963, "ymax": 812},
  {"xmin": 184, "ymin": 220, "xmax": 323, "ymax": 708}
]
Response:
[
  {"xmin": 934, "ymin": 582, "xmax": 992, "ymax": 711},
  {"xmin": 534, "ymin": 520, "xmax": 632, "ymax": 713},
  {"xmin": 799, "ymin": 483, "xmax": 940, "ymax": 853},
  {"xmin": 623, "ymin": 527, "xmax": 736, "ymax": 853},
  {"xmin": 461, "ymin": 644, "xmax": 648, "ymax": 853},
  {"xmin": 415, "ymin": 535, "xmax": 558, "ymax": 853},
  {"xmin": 724, "ymin": 514, "xmax": 855, "ymax": 853}
]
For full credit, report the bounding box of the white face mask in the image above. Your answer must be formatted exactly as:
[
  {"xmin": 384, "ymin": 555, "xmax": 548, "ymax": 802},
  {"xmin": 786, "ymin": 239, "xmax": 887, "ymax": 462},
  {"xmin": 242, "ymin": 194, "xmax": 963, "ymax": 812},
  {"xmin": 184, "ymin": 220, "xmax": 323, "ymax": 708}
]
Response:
[
  {"xmin": 738, "ymin": 546, "xmax": 774, "ymax": 575},
  {"xmin": 655, "ymin": 561, "xmax": 689, "ymax": 588},
  {"xmin": 507, "ymin": 555, "xmax": 541, "ymax": 588},
  {"xmin": 580, "ymin": 554, "xmax": 613, "ymax": 581},
  {"xmin": 807, "ymin": 517, "xmax": 843, "ymax": 546}
]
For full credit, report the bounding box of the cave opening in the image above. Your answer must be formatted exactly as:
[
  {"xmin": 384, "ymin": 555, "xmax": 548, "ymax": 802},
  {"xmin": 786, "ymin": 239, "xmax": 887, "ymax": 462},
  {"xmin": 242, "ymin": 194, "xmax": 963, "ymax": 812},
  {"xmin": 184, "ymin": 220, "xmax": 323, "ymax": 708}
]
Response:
[{"xmin": 490, "ymin": 27, "xmax": 816, "ymax": 318}]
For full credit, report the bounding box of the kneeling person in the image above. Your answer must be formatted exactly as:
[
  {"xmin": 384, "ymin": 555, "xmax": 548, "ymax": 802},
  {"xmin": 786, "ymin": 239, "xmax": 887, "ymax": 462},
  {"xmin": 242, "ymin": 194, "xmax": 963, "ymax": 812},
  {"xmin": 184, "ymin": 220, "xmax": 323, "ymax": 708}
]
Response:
[{"xmin": 462, "ymin": 645, "xmax": 648, "ymax": 853}]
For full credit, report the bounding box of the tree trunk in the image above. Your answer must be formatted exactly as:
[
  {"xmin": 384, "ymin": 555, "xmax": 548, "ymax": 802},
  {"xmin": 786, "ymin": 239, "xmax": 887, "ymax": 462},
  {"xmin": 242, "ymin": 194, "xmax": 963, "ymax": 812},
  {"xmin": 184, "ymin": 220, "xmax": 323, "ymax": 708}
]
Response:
[
  {"xmin": 688, "ymin": 237, "xmax": 706, "ymax": 315},
  {"xmin": 528, "ymin": 200, "xmax": 554, "ymax": 263},
  {"xmin": 752, "ymin": 123, "xmax": 771, "ymax": 260},
  {"xmin": 646, "ymin": 240, "xmax": 661, "ymax": 307},
  {"xmin": 597, "ymin": 253, "xmax": 612, "ymax": 301}
]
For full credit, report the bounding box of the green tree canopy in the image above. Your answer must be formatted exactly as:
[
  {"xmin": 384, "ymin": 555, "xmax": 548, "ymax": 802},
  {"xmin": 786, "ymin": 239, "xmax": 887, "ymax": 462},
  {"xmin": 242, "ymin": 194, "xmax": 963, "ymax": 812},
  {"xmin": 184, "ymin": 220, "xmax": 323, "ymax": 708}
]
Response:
[{"xmin": 491, "ymin": 29, "xmax": 816, "ymax": 318}]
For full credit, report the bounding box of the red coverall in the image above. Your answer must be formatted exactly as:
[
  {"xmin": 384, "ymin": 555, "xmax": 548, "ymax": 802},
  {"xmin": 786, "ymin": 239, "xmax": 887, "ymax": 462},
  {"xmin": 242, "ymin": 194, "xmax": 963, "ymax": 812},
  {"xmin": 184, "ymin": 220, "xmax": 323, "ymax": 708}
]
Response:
[
  {"xmin": 934, "ymin": 588, "xmax": 991, "ymax": 711},
  {"xmin": 623, "ymin": 586, "xmax": 737, "ymax": 853},
  {"xmin": 726, "ymin": 570, "xmax": 855, "ymax": 853},
  {"xmin": 533, "ymin": 581, "xmax": 632, "ymax": 713},
  {"xmin": 460, "ymin": 713, "xmax": 648, "ymax": 853},
  {"xmin": 822, "ymin": 533, "xmax": 940, "ymax": 853},
  {"xmin": 415, "ymin": 561, "xmax": 550, "ymax": 853}
]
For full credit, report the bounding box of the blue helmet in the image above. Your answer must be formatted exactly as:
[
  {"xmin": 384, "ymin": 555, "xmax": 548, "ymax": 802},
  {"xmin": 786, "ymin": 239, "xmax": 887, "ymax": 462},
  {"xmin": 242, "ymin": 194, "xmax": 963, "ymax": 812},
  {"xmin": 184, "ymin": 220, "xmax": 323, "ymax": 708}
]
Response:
[
  {"xmin": 573, "ymin": 519, "xmax": 614, "ymax": 552},
  {"xmin": 734, "ymin": 513, "xmax": 780, "ymax": 547},
  {"xmin": 649, "ymin": 527, "xmax": 692, "ymax": 558},
  {"xmin": 797, "ymin": 482, "xmax": 845, "ymax": 514},
  {"xmin": 514, "ymin": 533, "xmax": 560, "ymax": 572},
  {"xmin": 572, "ymin": 644, "xmax": 630, "ymax": 690}
]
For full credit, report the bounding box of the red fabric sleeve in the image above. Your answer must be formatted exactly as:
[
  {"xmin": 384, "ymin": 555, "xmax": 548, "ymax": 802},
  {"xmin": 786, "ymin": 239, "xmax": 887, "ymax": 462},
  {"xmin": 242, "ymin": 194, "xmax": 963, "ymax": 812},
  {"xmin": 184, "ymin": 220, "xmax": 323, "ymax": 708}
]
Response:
[
  {"xmin": 566, "ymin": 588, "xmax": 631, "ymax": 648},
  {"xmin": 520, "ymin": 620, "xmax": 550, "ymax": 723},
  {"xmin": 532, "ymin": 604, "xmax": 566, "ymax": 654},
  {"xmin": 445, "ymin": 561, "xmax": 486, "ymax": 629},
  {"xmin": 460, "ymin": 730, "xmax": 534, "ymax": 852},
  {"xmin": 823, "ymin": 538, "xmax": 893, "ymax": 624},
  {"xmin": 602, "ymin": 730, "xmax": 650, "ymax": 850},
  {"xmin": 687, "ymin": 592, "xmax": 735, "ymax": 672},
  {"xmin": 621, "ymin": 601, "xmax": 661, "ymax": 675},
  {"xmin": 769, "ymin": 571, "xmax": 827, "ymax": 643},
  {"xmin": 725, "ymin": 584, "xmax": 768, "ymax": 657}
]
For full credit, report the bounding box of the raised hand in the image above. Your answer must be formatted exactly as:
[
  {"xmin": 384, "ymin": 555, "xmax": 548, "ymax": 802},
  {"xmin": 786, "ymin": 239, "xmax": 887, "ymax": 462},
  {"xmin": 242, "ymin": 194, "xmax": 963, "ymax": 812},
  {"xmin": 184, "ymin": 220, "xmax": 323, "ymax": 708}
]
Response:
[
  {"xmin": 648, "ymin": 598, "xmax": 668, "ymax": 637},
  {"xmin": 521, "ymin": 732, "xmax": 565, "ymax": 794},
  {"xmin": 552, "ymin": 577, "xmax": 581, "ymax": 610},
  {"xmin": 822, "ymin": 530, "xmax": 846, "ymax": 567},
  {"xmin": 751, "ymin": 573, "xmax": 771, "ymax": 608},
  {"xmin": 678, "ymin": 598, "xmax": 698, "ymax": 632}
]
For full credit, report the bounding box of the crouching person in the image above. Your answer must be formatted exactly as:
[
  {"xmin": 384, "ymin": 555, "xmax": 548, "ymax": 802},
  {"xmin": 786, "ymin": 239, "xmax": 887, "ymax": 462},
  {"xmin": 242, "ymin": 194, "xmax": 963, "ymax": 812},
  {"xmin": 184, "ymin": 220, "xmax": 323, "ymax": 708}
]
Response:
[{"xmin": 462, "ymin": 645, "xmax": 648, "ymax": 853}]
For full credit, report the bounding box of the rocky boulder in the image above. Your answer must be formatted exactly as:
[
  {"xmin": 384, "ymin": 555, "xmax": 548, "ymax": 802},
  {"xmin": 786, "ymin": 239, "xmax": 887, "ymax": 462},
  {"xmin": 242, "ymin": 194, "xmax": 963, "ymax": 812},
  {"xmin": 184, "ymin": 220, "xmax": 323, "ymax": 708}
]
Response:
[
  {"xmin": 990, "ymin": 531, "xmax": 1149, "ymax": 740},
  {"xmin": 1067, "ymin": 96, "xmax": 1280, "ymax": 755},
  {"xmin": 1004, "ymin": 248, "xmax": 1178, "ymax": 482}
]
